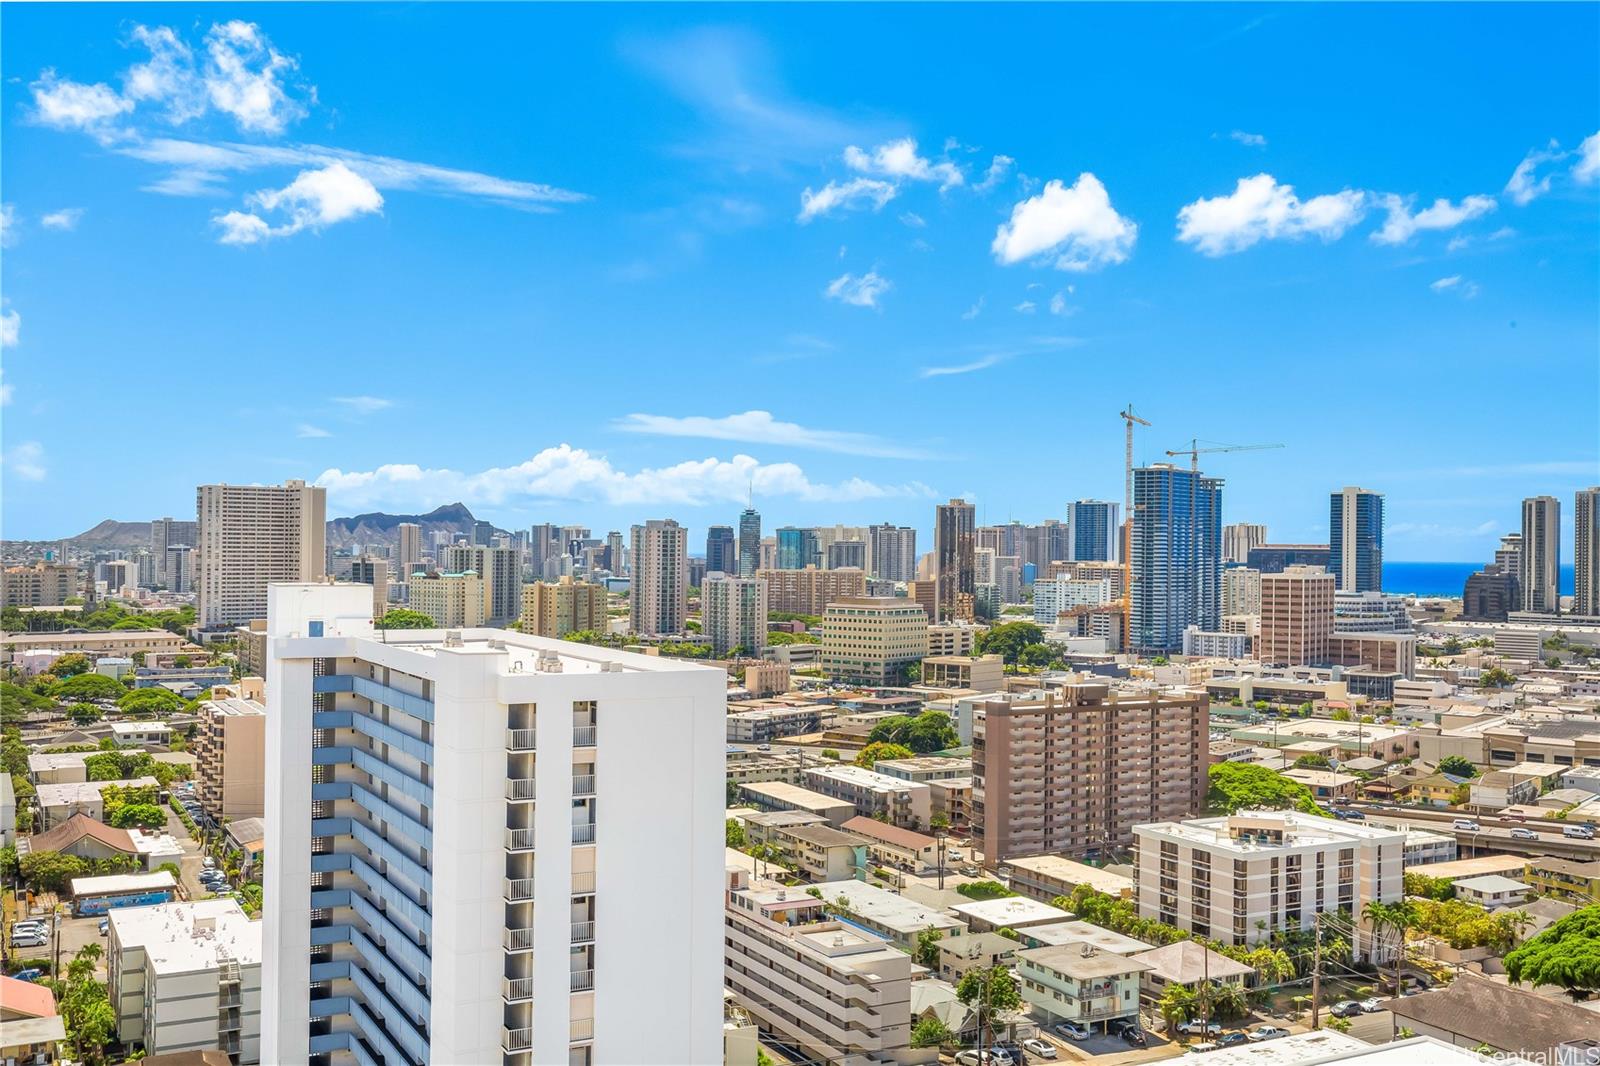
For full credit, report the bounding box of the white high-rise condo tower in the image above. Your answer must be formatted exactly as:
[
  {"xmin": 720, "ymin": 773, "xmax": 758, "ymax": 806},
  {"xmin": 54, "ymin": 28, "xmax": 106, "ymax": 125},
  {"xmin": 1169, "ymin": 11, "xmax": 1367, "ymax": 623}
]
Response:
[
  {"xmin": 196, "ymin": 480, "xmax": 326, "ymax": 627},
  {"xmin": 1521, "ymin": 495, "xmax": 1561, "ymax": 614},
  {"xmin": 263, "ymin": 583, "xmax": 726, "ymax": 1066}
]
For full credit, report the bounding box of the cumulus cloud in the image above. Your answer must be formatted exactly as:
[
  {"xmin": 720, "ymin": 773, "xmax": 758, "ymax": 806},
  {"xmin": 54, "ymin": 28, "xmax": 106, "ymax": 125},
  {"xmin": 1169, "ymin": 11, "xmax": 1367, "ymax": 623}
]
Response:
[
  {"xmin": 40, "ymin": 208, "xmax": 85, "ymax": 231},
  {"xmin": 797, "ymin": 178, "xmax": 897, "ymax": 222},
  {"xmin": 1, "ymin": 308, "xmax": 20, "ymax": 348},
  {"xmin": 313, "ymin": 444, "xmax": 935, "ymax": 511},
  {"xmin": 824, "ymin": 271, "xmax": 891, "ymax": 309},
  {"xmin": 613, "ymin": 410, "xmax": 929, "ymax": 458},
  {"xmin": 202, "ymin": 20, "xmax": 306, "ymax": 134},
  {"xmin": 1575, "ymin": 132, "xmax": 1600, "ymax": 185},
  {"xmin": 1176, "ymin": 174, "xmax": 1366, "ymax": 255},
  {"xmin": 29, "ymin": 70, "xmax": 134, "ymax": 132},
  {"xmin": 4, "ymin": 441, "xmax": 47, "ymax": 482},
  {"xmin": 843, "ymin": 138, "xmax": 963, "ymax": 190},
  {"xmin": 1229, "ymin": 130, "xmax": 1267, "ymax": 147},
  {"xmin": 1371, "ymin": 193, "xmax": 1496, "ymax": 245},
  {"xmin": 214, "ymin": 162, "xmax": 383, "ymax": 244},
  {"xmin": 991, "ymin": 174, "xmax": 1137, "ymax": 271}
]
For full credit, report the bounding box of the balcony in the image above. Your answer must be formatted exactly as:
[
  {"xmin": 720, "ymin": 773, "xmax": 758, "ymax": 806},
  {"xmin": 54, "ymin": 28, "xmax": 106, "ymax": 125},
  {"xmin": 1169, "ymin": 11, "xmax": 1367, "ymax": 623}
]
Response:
[
  {"xmin": 572, "ymin": 726, "xmax": 596, "ymax": 747},
  {"xmin": 507, "ymin": 729, "xmax": 537, "ymax": 752},
  {"xmin": 571, "ymin": 775, "xmax": 596, "ymax": 797},
  {"xmin": 571, "ymin": 921, "xmax": 594, "ymax": 944},
  {"xmin": 570, "ymin": 969, "xmax": 595, "ymax": 992},
  {"xmin": 503, "ymin": 1027, "xmax": 534, "ymax": 1053},
  {"xmin": 507, "ymin": 779, "xmax": 537, "ymax": 801},
  {"xmin": 504, "ymin": 927, "xmax": 535, "ymax": 951},
  {"xmin": 572, "ymin": 824, "xmax": 596, "ymax": 845},
  {"xmin": 571, "ymin": 870, "xmax": 596, "ymax": 895},
  {"xmin": 506, "ymin": 828, "xmax": 537, "ymax": 852},
  {"xmin": 503, "ymin": 976, "xmax": 534, "ymax": 1002},
  {"xmin": 504, "ymin": 877, "xmax": 535, "ymax": 901},
  {"xmin": 571, "ymin": 1018, "xmax": 594, "ymax": 1042}
]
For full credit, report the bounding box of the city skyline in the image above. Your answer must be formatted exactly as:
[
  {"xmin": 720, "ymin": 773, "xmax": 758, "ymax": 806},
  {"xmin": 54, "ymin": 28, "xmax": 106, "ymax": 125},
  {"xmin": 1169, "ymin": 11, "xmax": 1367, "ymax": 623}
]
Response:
[{"xmin": 2, "ymin": 5, "xmax": 1597, "ymax": 558}]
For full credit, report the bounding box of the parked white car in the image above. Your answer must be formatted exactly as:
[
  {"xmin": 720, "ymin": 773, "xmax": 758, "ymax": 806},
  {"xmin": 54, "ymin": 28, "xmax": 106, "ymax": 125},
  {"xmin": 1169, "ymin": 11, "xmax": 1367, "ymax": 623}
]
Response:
[
  {"xmin": 1054, "ymin": 1021, "xmax": 1091, "ymax": 1041},
  {"xmin": 1021, "ymin": 1037, "xmax": 1057, "ymax": 1059},
  {"xmin": 1247, "ymin": 1026, "xmax": 1290, "ymax": 1042}
]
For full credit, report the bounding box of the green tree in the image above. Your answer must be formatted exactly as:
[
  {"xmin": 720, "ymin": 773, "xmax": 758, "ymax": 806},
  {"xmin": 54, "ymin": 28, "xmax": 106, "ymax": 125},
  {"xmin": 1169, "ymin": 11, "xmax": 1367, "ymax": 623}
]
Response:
[
  {"xmin": 117, "ymin": 686, "xmax": 184, "ymax": 717},
  {"xmin": 1436, "ymin": 755, "xmax": 1479, "ymax": 779},
  {"xmin": 725, "ymin": 818, "xmax": 746, "ymax": 849},
  {"xmin": 1158, "ymin": 983, "xmax": 1197, "ymax": 1033},
  {"xmin": 975, "ymin": 621, "xmax": 1045, "ymax": 664},
  {"xmin": 51, "ymin": 653, "xmax": 92, "ymax": 677},
  {"xmin": 1403, "ymin": 872, "xmax": 1456, "ymax": 902},
  {"xmin": 1207, "ymin": 762, "xmax": 1320, "ymax": 816},
  {"xmin": 955, "ymin": 880, "xmax": 1016, "ymax": 901},
  {"xmin": 52, "ymin": 673, "xmax": 125, "ymax": 701},
  {"xmin": 1480, "ymin": 667, "xmax": 1516, "ymax": 688},
  {"xmin": 1504, "ymin": 905, "xmax": 1600, "ymax": 1000},
  {"xmin": 820, "ymin": 748, "xmax": 841, "ymax": 761},
  {"xmin": 2, "ymin": 681, "xmax": 54, "ymax": 722},
  {"xmin": 914, "ymin": 926, "xmax": 944, "ymax": 968},
  {"xmin": 377, "ymin": 608, "xmax": 436, "ymax": 630},
  {"xmin": 65, "ymin": 702, "xmax": 103, "ymax": 723},
  {"xmin": 1330, "ymin": 708, "xmax": 1352, "ymax": 722},
  {"xmin": 1364, "ymin": 899, "xmax": 1419, "ymax": 999},
  {"xmin": 109, "ymin": 803, "xmax": 166, "ymax": 830},
  {"xmin": 19, "ymin": 849, "xmax": 91, "ymax": 893},
  {"xmin": 866, "ymin": 711, "xmax": 959, "ymax": 753},
  {"xmin": 855, "ymin": 741, "xmax": 915, "ymax": 768},
  {"xmin": 910, "ymin": 1015, "xmax": 953, "ymax": 1050},
  {"xmin": 1294, "ymin": 753, "xmax": 1332, "ymax": 769},
  {"xmin": 955, "ymin": 965, "xmax": 1021, "ymax": 1045}
]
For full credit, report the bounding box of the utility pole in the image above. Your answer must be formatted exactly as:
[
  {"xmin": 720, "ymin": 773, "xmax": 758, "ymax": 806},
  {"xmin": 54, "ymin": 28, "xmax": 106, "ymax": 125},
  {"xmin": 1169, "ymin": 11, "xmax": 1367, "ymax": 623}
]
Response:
[{"xmin": 1311, "ymin": 912, "xmax": 1323, "ymax": 1030}]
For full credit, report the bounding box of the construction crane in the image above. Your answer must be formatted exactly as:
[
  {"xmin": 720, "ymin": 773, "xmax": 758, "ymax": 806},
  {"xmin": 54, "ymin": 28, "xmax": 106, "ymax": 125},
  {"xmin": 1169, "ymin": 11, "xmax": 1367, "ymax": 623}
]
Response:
[
  {"xmin": 1163, "ymin": 439, "xmax": 1285, "ymax": 636},
  {"xmin": 1119, "ymin": 405, "xmax": 1151, "ymax": 652}
]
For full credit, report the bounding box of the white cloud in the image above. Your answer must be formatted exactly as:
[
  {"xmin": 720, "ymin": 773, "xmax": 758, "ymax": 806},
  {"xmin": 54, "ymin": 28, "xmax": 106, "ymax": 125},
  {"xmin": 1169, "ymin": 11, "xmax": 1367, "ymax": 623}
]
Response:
[
  {"xmin": 1014, "ymin": 300, "xmax": 1037, "ymax": 314},
  {"xmin": 1049, "ymin": 291, "xmax": 1077, "ymax": 316},
  {"xmin": 1504, "ymin": 142, "xmax": 1566, "ymax": 206},
  {"xmin": 974, "ymin": 155, "xmax": 1014, "ymax": 192},
  {"xmin": 920, "ymin": 354, "xmax": 1006, "ymax": 378},
  {"xmin": 991, "ymin": 174, "xmax": 1137, "ymax": 271},
  {"xmin": 313, "ymin": 444, "xmax": 935, "ymax": 511},
  {"xmin": 1575, "ymin": 132, "xmax": 1600, "ymax": 185},
  {"xmin": 1229, "ymin": 130, "xmax": 1267, "ymax": 148},
  {"xmin": 202, "ymin": 20, "xmax": 306, "ymax": 134},
  {"xmin": 123, "ymin": 25, "xmax": 206, "ymax": 123},
  {"xmin": 1372, "ymin": 193, "xmax": 1496, "ymax": 245},
  {"xmin": 296, "ymin": 423, "xmax": 332, "ymax": 438},
  {"xmin": 40, "ymin": 208, "xmax": 84, "ymax": 231},
  {"xmin": 824, "ymin": 271, "xmax": 891, "ymax": 309},
  {"xmin": 1430, "ymin": 275, "xmax": 1462, "ymax": 292},
  {"xmin": 4, "ymin": 441, "xmax": 47, "ymax": 482},
  {"xmin": 1, "ymin": 308, "xmax": 20, "ymax": 348},
  {"xmin": 1176, "ymin": 174, "xmax": 1366, "ymax": 255},
  {"xmin": 0, "ymin": 204, "xmax": 15, "ymax": 248},
  {"xmin": 899, "ymin": 211, "xmax": 926, "ymax": 228},
  {"xmin": 843, "ymin": 138, "xmax": 963, "ymax": 190},
  {"xmin": 961, "ymin": 296, "xmax": 984, "ymax": 321},
  {"xmin": 1429, "ymin": 275, "xmax": 1479, "ymax": 299},
  {"xmin": 0, "ymin": 375, "xmax": 11, "ymax": 406},
  {"xmin": 331, "ymin": 395, "xmax": 393, "ymax": 414},
  {"xmin": 797, "ymin": 178, "xmax": 897, "ymax": 222},
  {"xmin": 29, "ymin": 70, "xmax": 134, "ymax": 131},
  {"xmin": 612, "ymin": 410, "xmax": 930, "ymax": 458},
  {"xmin": 214, "ymin": 162, "xmax": 383, "ymax": 244}
]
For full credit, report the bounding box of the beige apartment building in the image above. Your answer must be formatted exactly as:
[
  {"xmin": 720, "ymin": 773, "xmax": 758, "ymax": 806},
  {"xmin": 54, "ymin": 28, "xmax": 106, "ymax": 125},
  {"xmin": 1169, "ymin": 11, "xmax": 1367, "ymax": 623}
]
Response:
[
  {"xmin": 905, "ymin": 580, "xmax": 939, "ymax": 626},
  {"xmin": 821, "ymin": 597, "xmax": 928, "ymax": 685},
  {"xmin": 196, "ymin": 479, "xmax": 325, "ymax": 628},
  {"xmin": 921, "ymin": 654, "xmax": 1004, "ymax": 690},
  {"xmin": 973, "ymin": 682, "xmax": 1208, "ymax": 863},
  {"xmin": 630, "ymin": 519, "xmax": 688, "ymax": 637},
  {"xmin": 437, "ymin": 544, "xmax": 520, "ymax": 624},
  {"xmin": 2, "ymin": 561, "xmax": 81, "ymax": 607},
  {"xmin": 519, "ymin": 576, "xmax": 606, "ymax": 637},
  {"xmin": 724, "ymin": 875, "xmax": 920, "ymax": 1066},
  {"xmin": 757, "ymin": 566, "xmax": 867, "ymax": 615},
  {"xmin": 1133, "ymin": 811, "xmax": 1404, "ymax": 956},
  {"xmin": 800, "ymin": 764, "xmax": 933, "ymax": 831},
  {"xmin": 1258, "ymin": 565, "xmax": 1335, "ymax": 667},
  {"xmin": 0, "ymin": 629, "xmax": 200, "ymax": 665},
  {"xmin": 193, "ymin": 694, "xmax": 266, "ymax": 821},
  {"xmin": 926, "ymin": 622, "xmax": 982, "ymax": 656},
  {"xmin": 409, "ymin": 570, "xmax": 486, "ymax": 628},
  {"xmin": 1329, "ymin": 632, "xmax": 1417, "ymax": 678}
]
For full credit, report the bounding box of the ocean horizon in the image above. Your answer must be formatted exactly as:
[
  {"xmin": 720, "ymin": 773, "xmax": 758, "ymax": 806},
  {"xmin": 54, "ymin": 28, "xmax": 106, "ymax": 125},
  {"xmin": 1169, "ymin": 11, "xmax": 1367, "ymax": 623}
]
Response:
[{"xmin": 1383, "ymin": 561, "xmax": 1576, "ymax": 598}]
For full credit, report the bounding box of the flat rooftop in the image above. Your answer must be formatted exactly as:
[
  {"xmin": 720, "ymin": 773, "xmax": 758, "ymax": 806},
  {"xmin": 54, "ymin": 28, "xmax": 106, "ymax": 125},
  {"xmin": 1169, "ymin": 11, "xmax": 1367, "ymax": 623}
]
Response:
[
  {"xmin": 37, "ymin": 776, "xmax": 160, "ymax": 806},
  {"xmin": 1021, "ymin": 920, "xmax": 1153, "ymax": 955},
  {"xmin": 1018, "ymin": 943, "xmax": 1153, "ymax": 979},
  {"xmin": 203, "ymin": 695, "xmax": 266, "ymax": 717},
  {"xmin": 814, "ymin": 879, "xmax": 964, "ymax": 934},
  {"xmin": 950, "ymin": 896, "xmax": 1071, "ymax": 927},
  {"xmin": 109, "ymin": 899, "xmax": 262, "ymax": 974},
  {"xmin": 1137, "ymin": 811, "xmax": 1405, "ymax": 854}
]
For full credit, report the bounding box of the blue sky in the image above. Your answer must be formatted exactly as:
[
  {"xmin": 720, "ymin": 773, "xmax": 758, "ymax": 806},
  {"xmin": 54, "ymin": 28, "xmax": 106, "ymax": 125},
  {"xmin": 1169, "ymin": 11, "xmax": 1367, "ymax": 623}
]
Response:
[{"xmin": 3, "ymin": 4, "xmax": 1597, "ymax": 559}]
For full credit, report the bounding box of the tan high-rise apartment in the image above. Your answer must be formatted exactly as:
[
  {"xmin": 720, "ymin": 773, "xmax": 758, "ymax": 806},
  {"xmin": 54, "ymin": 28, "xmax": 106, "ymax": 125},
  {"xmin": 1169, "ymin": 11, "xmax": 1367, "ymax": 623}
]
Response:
[
  {"xmin": 1258, "ymin": 565, "xmax": 1335, "ymax": 666},
  {"xmin": 410, "ymin": 570, "xmax": 485, "ymax": 627},
  {"xmin": 1, "ymin": 561, "xmax": 81, "ymax": 607},
  {"xmin": 438, "ymin": 544, "xmax": 520, "ymax": 623},
  {"xmin": 196, "ymin": 479, "xmax": 326, "ymax": 627},
  {"xmin": 396, "ymin": 522, "xmax": 423, "ymax": 583},
  {"xmin": 629, "ymin": 519, "xmax": 688, "ymax": 637},
  {"xmin": 193, "ymin": 693, "xmax": 266, "ymax": 821},
  {"xmin": 820, "ymin": 597, "xmax": 928, "ymax": 685},
  {"xmin": 973, "ymin": 681, "xmax": 1208, "ymax": 863},
  {"xmin": 1222, "ymin": 523, "xmax": 1267, "ymax": 566},
  {"xmin": 519, "ymin": 576, "xmax": 606, "ymax": 638},
  {"xmin": 1522, "ymin": 495, "xmax": 1561, "ymax": 615},
  {"xmin": 906, "ymin": 580, "xmax": 939, "ymax": 624},
  {"xmin": 756, "ymin": 566, "xmax": 866, "ymax": 615},
  {"xmin": 1221, "ymin": 567, "xmax": 1261, "ymax": 618}
]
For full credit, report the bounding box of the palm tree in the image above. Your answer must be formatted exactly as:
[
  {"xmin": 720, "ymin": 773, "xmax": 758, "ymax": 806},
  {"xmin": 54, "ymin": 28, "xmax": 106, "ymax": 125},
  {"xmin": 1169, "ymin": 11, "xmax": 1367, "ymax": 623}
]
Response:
[{"xmin": 1364, "ymin": 900, "xmax": 1417, "ymax": 995}]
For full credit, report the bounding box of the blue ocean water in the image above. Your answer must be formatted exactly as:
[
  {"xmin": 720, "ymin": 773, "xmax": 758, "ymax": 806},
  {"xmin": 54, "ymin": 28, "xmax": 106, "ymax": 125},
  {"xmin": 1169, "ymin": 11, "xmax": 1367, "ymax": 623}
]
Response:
[{"xmin": 1384, "ymin": 562, "xmax": 1576, "ymax": 598}]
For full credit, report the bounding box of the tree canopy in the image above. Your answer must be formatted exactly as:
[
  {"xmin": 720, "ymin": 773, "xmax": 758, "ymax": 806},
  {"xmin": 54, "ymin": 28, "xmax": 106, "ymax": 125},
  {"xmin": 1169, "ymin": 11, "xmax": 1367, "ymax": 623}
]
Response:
[
  {"xmin": 52, "ymin": 673, "xmax": 125, "ymax": 702},
  {"xmin": 866, "ymin": 711, "xmax": 958, "ymax": 753},
  {"xmin": 975, "ymin": 621, "xmax": 1045, "ymax": 663},
  {"xmin": 855, "ymin": 741, "xmax": 915, "ymax": 768},
  {"xmin": 51, "ymin": 653, "xmax": 92, "ymax": 677},
  {"xmin": 117, "ymin": 686, "xmax": 184, "ymax": 717},
  {"xmin": 1437, "ymin": 755, "xmax": 1479, "ymax": 779},
  {"xmin": 1505, "ymin": 905, "xmax": 1600, "ymax": 1000},
  {"xmin": 376, "ymin": 608, "xmax": 436, "ymax": 630},
  {"xmin": 1207, "ymin": 762, "xmax": 1320, "ymax": 816}
]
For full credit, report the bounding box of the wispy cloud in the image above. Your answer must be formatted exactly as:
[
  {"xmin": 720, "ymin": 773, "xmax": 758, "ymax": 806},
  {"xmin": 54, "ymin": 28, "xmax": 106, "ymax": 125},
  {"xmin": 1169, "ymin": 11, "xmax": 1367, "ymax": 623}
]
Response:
[
  {"xmin": 1228, "ymin": 130, "xmax": 1267, "ymax": 148},
  {"xmin": 314, "ymin": 444, "xmax": 936, "ymax": 510},
  {"xmin": 4, "ymin": 441, "xmax": 47, "ymax": 482},
  {"xmin": 331, "ymin": 395, "xmax": 392, "ymax": 415},
  {"xmin": 961, "ymin": 296, "xmax": 985, "ymax": 321},
  {"xmin": 0, "ymin": 308, "xmax": 19, "ymax": 348},
  {"xmin": 824, "ymin": 271, "xmax": 891, "ymax": 309},
  {"xmin": 1577, "ymin": 131, "xmax": 1600, "ymax": 185},
  {"xmin": 1014, "ymin": 300, "xmax": 1037, "ymax": 314},
  {"xmin": 798, "ymin": 177, "xmax": 896, "ymax": 222},
  {"xmin": 613, "ymin": 409, "xmax": 931, "ymax": 458},
  {"xmin": 1429, "ymin": 275, "xmax": 1479, "ymax": 299},
  {"xmin": 1371, "ymin": 193, "xmax": 1496, "ymax": 245},
  {"xmin": 919, "ymin": 353, "xmax": 1007, "ymax": 378},
  {"xmin": 40, "ymin": 208, "xmax": 84, "ymax": 231},
  {"xmin": 974, "ymin": 155, "xmax": 1014, "ymax": 193},
  {"xmin": 843, "ymin": 137, "xmax": 963, "ymax": 190},
  {"xmin": 0, "ymin": 204, "xmax": 16, "ymax": 248},
  {"xmin": 296, "ymin": 423, "xmax": 332, "ymax": 438}
]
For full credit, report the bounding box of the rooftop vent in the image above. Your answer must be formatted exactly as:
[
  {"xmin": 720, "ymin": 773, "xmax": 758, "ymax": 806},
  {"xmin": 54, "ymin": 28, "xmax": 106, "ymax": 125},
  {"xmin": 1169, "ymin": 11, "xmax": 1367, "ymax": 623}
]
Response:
[
  {"xmin": 487, "ymin": 638, "xmax": 505, "ymax": 650},
  {"xmin": 443, "ymin": 630, "xmax": 464, "ymax": 648}
]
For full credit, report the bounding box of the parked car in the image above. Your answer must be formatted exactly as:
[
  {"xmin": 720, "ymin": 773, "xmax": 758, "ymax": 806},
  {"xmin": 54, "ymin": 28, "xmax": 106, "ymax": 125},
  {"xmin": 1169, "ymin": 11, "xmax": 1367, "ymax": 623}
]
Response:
[
  {"xmin": 947, "ymin": 849, "xmax": 964, "ymax": 862},
  {"xmin": 1122, "ymin": 1027, "xmax": 1147, "ymax": 1047},
  {"xmin": 1342, "ymin": 809, "xmax": 1366, "ymax": 820},
  {"xmin": 98, "ymin": 919, "xmax": 109, "ymax": 936},
  {"xmin": 959, "ymin": 865, "xmax": 980, "ymax": 877},
  {"xmin": 11, "ymin": 932, "xmax": 47, "ymax": 949},
  {"xmin": 1247, "ymin": 1026, "xmax": 1290, "ymax": 1042},
  {"xmin": 1217, "ymin": 1032, "xmax": 1249, "ymax": 1046},
  {"xmin": 954, "ymin": 1050, "xmax": 1012, "ymax": 1066},
  {"xmin": 1359, "ymin": 998, "xmax": 1384, "ymax": 1013},
  {"xmin": 1179, "ymin": 1021, "xmax": 1223, "ymax": 1036},
  {"xmin": 1054, "ymin": 1021, "xmax": 1091, "ymax": 1041},
  {"xmin": 1510, "ymin": 827, "xmax": 1539, "ymax": 840},
  {"xmin": 11, "ymin": 968, "xmax": 44, "ymax": 982},
  {"xmin": 1020, "ymin": 1038, "xmax": 1056, "ymax": 1059},
  {"xmin": 203, "ymin": 856, "xmax": 216, "ymax": 869},
  {"xmin": 1330, "ymin": 1001, "xmax": 1362, "ymax": 1018}
]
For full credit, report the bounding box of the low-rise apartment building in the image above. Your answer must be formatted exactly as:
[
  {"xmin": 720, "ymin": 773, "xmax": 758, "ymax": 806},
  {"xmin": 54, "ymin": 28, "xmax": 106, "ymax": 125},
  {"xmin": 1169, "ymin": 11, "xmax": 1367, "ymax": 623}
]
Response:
[
  {"xmin": 36, "ymin": 777, "xmax": 162, "ymax": 830},
  {"xmin": 739, "ymin": 780, "xmax": 858, "ymax": 825},
  {"xmin": 872, "ymin": 756, "xmax": 969, "ymax": 784},
  {"xmin": 741, "ymin": 816, "xmax": 868, "ymax": 882},
  {"xmin": 920, "ymin": 654, "xmax": 1004, "ymax": 691},
  {"xmin": 800, "ymin": 765, "xmax": 933, "ymax": 831},
  {"xmin": 1523, "ymin": 857, "xmax": 1600, "ymax": 904},
  {"xmin": 1133, "ymin": 811, "xmax": 1404, "ymax": 955},
  {"xmin": 840, "ymin": 816, "xmax": 940, "ymax": 873},
  {"xmin": 193, "ymin": 694, "xmax": 266, "ymax": 822},
  {"xmin": 1016, "ymin": 945, "xmax": 1149, "ymax": 1035},
  {"xmin": 926, "ymin": 623, "xmax": 982, "ymax": 657},
  {"xmin": 726, "ymin": 703, "xmax": 825, "ymax": 744},
  {"xmin": 0, "ymin": 629, "xmax": 201, "ymax": 665}
]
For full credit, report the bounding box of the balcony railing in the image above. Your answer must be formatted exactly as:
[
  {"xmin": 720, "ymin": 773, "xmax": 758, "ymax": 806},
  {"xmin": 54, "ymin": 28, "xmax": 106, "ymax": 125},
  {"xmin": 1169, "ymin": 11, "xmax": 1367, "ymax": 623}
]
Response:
[
  {"xmin": 507, "ymin": 729, "xmax": 537, "ymax": 752},
  {"xmin": 571, "ymin": 870, "xmax": 596, "ymax": 895},
  {"xmin": 571, "ymin": 921, "xmax": 594, "ymax": 943},
  {"xmin": 571, "ymin": 824, "xmax": 596, "ymax": 845},
  {"xmin": 504, "ymin": 877, "xmax": 535, "ymax": 901},
  {"xmin": 571, "ymin": 775, "xmax": 596, "ymax": 797},
  {"xmin": 572, "ymin": 726, "xmax": 596, "ymax": 747},
  {"xmin": 504, "ymin": 927, "xmax": 535, "ymax": 951},
  {"xmin": 507, "ymin": 779, "xmax": 537, "ymax": 801},
  {"xmin": 570, "ymin": 969, "xmax": 594, "ymax": 992},
  {"xmin": 503, "ymin": 976, "xmax": 534, "ymax": 1001},
  {"xmin": 571, "ymin": 1018, "xmax": 594, "ymax": 1042},
  {"xmin": 506, "ymin": 827, "xmax": 536, "ymax": 851},
  {"xmin": 503, "ymin": 1027, "xmax": 534, "ymax": 1053}
]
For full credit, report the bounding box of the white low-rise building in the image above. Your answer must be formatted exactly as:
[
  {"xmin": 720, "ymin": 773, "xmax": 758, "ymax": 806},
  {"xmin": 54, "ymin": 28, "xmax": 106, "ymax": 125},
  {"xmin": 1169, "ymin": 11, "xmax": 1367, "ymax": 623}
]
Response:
[{"xmin": 111, "ymin": 721, "xmax": 173, "ymax": 748}]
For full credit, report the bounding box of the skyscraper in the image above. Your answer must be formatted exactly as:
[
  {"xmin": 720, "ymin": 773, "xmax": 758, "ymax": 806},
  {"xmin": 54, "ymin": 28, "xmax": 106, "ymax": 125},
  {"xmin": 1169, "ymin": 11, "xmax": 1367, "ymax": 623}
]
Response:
[
  {"xmin": 263, "ymin": 583, "xmax": 725, "ymax": 1066},
  {"xmin": 866, "ymin": 523, "xmax": 917, "ymax": 582},
  {"xmin": 1521, "ymin": 496, "xmax": 1561, "ymax": 615},
  {"xmin": 528, "ymin": 523, "xmax": 561, "ymax": 578},
  {"xmin": 396, "ymin": 522, "xmax": 422, "ymax": 578},
  {"xmin": 1067, "ymin": 500, "xmax": 1120, "ymax": 562},
  {"xmin": 705, "ymin": 525, "xmax": 737, "ymax": 576},
  {"xmin": 737, "ymin": 507, "xmax": 761, "ymax": 578},
  {"xmin": 630, "ymin": 519, "xmax": 688, "ymax": 636},
  {"xmin": 934, "ymin": 498, "xmax": 976, "ymax": 621},
  {"xmin": 196, "ymin": 479, "xmax": 326, "ymax": 627},
  {"xmin": 1222, "ymin": 523, "xmax": 1267, "ymax": 566},
  {"xmin": 1576, "ymin": 487, "xmax": 1600, "ymax": 617},
  {"xmin": 1329, "ymin": 487, "xmax": 1384, "ymax": 593},
  {"xmin": 775, "ymin": 527, "xmax": 820, "ymax": 570},
  {"xmin": 440, "ymin": 544, "xmax": 521, "ymax": 624},
  {"xmin": 604, "ymin": 530, "xmax": 625, "ymax": 574},
  {"xmin": 151, "ymin": 516, "xmax": 198, "ymax": 588},
  {"xmin": 1258, "ymin": 565, "xmax": 1336, "ymax": 666},
  {"xmin": 1130, "ymin": 464, "xmax": 1223, "ymax": 653},
  {"xmin": 702, "ymin": 573, "xmax": 767, "ymax": 656}
]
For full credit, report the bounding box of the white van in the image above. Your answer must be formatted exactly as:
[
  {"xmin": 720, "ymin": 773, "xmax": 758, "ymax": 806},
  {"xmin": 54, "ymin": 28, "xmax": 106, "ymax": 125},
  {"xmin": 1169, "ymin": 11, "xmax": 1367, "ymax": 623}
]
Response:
[
  {"xmin": 1563, "ymin": 825, "xmax": 1596, "ymax": 840},
  {"xmin": 1452, "ymin": 818, "xmax": 1481, "ymax": 831}
]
